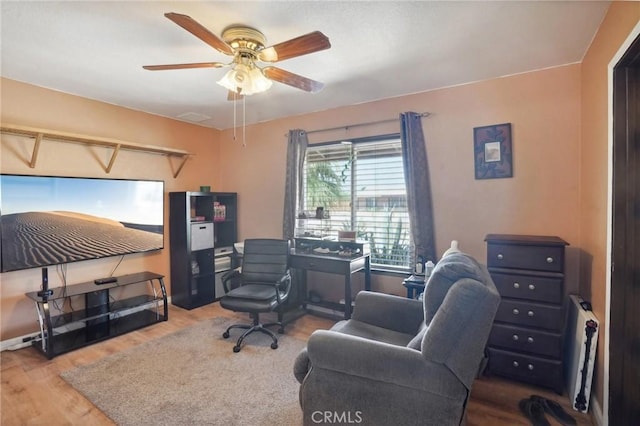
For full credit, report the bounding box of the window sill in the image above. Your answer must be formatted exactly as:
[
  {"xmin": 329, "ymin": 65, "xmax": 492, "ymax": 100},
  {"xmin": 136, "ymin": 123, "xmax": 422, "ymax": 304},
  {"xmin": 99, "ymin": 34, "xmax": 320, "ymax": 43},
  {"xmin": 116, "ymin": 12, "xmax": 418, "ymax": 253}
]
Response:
[{"xmin": 370, "ymin": 266, "xmax": 412, "ymax": 277}]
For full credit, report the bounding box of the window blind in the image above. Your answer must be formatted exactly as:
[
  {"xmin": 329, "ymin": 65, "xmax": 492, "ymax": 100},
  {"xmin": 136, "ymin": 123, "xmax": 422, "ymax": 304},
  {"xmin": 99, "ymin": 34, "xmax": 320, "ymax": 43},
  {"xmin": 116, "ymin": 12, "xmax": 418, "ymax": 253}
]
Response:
[{"xmin": 302, "ymin": 135, "xmax": 412, "ymax": 270}]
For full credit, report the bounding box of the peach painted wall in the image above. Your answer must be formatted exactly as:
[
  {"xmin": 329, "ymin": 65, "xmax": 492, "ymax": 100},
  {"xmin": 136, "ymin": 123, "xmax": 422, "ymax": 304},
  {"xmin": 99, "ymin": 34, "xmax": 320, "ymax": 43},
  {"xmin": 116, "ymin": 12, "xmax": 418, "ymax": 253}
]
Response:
[
  {"xmin": 0, "ymin": 78, "xmax": 221, "ymax": 340},
  {"xmin": 217, "ymin": 65, "xmax": 583, "ymax": 300},
  {"xmin": 579, "ymin": 1, "xmax": 640, "ymax": 416},
  {"xmin": 1, "ymin": 52, "xmax": 584, "ymax": 349}
]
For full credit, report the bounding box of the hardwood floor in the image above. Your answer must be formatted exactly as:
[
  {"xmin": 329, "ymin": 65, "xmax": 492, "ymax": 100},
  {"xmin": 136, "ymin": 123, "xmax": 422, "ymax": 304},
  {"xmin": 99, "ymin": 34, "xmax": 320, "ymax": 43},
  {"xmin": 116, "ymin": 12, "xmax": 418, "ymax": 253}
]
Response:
[{"xmin": 1, "ymin": 303, "xmax": 594, "ymax": 425}]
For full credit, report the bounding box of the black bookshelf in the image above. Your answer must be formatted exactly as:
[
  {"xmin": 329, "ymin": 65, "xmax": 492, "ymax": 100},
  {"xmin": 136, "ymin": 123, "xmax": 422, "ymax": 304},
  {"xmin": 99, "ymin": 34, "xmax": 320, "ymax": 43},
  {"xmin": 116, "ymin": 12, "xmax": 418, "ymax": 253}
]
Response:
[{"xmin": 169, "ymin": 191, "xmax": 237, "ymax": 309}]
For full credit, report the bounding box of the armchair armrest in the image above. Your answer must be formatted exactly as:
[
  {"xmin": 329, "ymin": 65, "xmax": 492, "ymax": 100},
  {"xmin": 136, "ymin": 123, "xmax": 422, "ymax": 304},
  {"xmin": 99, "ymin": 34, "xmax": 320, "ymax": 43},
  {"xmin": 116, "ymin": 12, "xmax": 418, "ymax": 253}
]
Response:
[
  {"xmin": 307, "ymin": 330, "xmax": 460, "ymax": 395},
  {"xmin": 351, "ymin": 291, "xmax": 424, "ymax": 335}
]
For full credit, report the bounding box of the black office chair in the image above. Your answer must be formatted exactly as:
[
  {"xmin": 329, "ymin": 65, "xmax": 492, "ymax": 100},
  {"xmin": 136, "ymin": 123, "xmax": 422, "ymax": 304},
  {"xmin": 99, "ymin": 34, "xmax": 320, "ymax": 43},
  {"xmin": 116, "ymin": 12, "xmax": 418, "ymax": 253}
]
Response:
[{"xmin": 220, "ymin": 238, "xmax": 291, "ymax": 352}]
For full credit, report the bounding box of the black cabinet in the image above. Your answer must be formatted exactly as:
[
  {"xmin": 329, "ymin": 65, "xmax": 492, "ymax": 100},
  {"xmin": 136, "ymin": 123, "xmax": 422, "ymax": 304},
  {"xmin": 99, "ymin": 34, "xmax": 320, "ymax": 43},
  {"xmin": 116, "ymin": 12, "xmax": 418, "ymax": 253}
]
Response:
[
  {"xmin": 169, "ymin": 191, "xmax": 237, "ymax": 309},
  {"xmin": 211, "ymin": 192, "xmax": 237, "ymax": 250},
  {"xmin": 211, "ymin": 192, "xmax": 237, "ymax": 299},
  {"xmin": 485, "ymin": 234, "xmax": 569, "ymax": 393},
  {"xmin": 169, "ymin": 192, "xmax": 215, "ymax": 309}
]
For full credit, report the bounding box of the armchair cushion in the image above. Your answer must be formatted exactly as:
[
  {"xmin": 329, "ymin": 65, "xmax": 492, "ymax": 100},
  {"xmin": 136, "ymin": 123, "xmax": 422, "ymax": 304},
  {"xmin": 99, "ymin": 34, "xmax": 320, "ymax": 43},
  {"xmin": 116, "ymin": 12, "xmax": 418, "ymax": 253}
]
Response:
[
  {"xmin": 423, "ymin": 252, "xmax": 486, "ymax": 324},
  {"xmin": 330, "ymin": 319, "xmax": 415, "ymax": 347},
  {"xmin": 351, "ymin": 291, "xmax": 424, "ymax": 335},
  {"xmin": 421, "ymin": 277, "xmax": 500, "ymax": 389}
]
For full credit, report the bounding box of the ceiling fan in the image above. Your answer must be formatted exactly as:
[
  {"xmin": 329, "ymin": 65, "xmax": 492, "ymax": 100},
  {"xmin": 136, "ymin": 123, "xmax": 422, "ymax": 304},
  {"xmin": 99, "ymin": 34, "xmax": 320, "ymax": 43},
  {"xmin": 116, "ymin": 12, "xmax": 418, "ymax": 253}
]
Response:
[{"xmin": 143, "ymin": 12, "xmax": 331, "ymax": 98}]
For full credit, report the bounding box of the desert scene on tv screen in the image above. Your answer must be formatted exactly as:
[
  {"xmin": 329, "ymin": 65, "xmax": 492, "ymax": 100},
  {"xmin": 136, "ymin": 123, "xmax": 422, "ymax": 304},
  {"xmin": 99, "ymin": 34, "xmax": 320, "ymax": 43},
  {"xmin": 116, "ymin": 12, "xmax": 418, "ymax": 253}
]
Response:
[{"xmin": 0, "ymin": 176, "xmax": 164, "ymax": 272}]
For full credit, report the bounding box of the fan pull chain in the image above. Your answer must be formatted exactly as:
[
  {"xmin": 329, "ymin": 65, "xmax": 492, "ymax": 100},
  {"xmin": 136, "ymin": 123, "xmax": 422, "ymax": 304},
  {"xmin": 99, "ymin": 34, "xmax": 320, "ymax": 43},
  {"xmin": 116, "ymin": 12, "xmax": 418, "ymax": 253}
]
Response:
[
  {"xmin": 233, "ymin": 92, "xmax": 237, "ymax": 141},
  {"xmin": 242, "ymin": 95, "xmax": 246, "ymax": 147}
]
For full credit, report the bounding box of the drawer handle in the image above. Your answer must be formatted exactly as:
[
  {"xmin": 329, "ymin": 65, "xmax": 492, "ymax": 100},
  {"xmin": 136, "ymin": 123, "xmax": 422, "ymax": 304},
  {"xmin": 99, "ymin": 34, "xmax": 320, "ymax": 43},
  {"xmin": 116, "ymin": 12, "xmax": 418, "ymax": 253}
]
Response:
[
  {"xmin": 512, "ymin": 361, "xmax": 519, "ymax": 368},
  {"xmin": 527, "ymin": 337, "xmax": 534, "ymax": 343},
  {"xmin": 513, "ymin": 282, "xmax": 520, "ymax": 289},
  {"xmin": 497, "ymin": 254, "xmax": 504, "ymax": 260},
  {"xmin": 527, "ymin": 310, "xmax": 535, "ymax": 317},
  {"xmin": 546, "ymin": 257, "xmax": 554, "ymax": 263},
  {"xmin": 528, "ymin": 364, "xmax": 534, "ymax": 371},
  {"xmin": 528, "ymin": 284, "xmax": 536, "ymax": 291},
  {"xmin": 512, "ymin": 334, "xmax": 519, "ymax": 341},
  {"xmin": 512, "ymin": 308, "xmax": 520, "ymax": 315}
]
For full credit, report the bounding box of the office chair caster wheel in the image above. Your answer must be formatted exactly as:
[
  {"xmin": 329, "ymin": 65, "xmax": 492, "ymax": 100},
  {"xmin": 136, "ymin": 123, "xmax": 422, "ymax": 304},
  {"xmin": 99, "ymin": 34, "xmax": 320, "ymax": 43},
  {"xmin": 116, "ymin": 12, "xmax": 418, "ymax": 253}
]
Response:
[
  {"xmin": 233, "ymin": 345, "xmax": 241, "ymax": 353},
  {"xmin": 271, "ymin": 342, "xmax": 278, "ymax": 350},
  {"xmin": 223, "ymin": 331, "xmax": 230, "ymax": 339}
]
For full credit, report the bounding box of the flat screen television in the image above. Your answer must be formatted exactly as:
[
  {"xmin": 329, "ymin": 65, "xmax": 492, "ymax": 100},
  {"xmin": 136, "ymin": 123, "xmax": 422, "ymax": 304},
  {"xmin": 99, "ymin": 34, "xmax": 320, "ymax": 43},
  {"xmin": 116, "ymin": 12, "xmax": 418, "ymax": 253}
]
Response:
[{"xmin": 0, "ymin": 174, "xmax": 164, "ymax": 272}]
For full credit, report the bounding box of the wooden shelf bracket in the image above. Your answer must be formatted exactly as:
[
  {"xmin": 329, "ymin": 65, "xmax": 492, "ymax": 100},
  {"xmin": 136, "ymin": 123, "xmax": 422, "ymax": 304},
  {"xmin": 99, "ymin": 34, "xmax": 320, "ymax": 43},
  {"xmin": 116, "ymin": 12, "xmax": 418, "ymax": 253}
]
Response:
[
  {"xmin": 30, "ymin": 132, "xmax": 44, "ymax": 168},
  {"xmin": 1, "ymin": 123, "xmax": 193, "ymax": 178}
]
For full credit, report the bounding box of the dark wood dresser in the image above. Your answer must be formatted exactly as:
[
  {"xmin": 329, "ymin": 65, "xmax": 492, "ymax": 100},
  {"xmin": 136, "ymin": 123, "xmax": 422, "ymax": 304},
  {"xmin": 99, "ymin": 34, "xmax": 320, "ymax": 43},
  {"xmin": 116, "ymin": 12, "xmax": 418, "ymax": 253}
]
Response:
[{"xmin": 485, "ymin": 234, "xmax": 569, "ymax": 393}]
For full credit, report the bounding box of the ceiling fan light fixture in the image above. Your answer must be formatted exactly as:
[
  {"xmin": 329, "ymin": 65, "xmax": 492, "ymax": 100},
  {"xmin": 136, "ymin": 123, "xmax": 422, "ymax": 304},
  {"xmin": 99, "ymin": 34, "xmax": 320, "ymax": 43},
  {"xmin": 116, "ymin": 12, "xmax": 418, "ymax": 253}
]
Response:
[
  {"xmin": 217, "ymin": 63, "xmax": 272, "ymax": 96},
  {"xmin": 247, "ymin": 66, "xmax": 273, "ymax": 93}
]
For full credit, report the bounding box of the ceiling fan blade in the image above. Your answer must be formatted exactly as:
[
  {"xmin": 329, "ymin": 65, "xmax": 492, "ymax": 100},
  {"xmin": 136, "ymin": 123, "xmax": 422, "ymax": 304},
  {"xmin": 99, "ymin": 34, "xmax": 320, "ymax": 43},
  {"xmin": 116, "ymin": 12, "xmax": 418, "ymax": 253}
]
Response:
[
  {"xmin": 164, "ymin": 12, "xmax": 234, "ymax": 56},
  {"xmin": 143, "ymin": 62, "xmax": 226, "ymax": 71},
  {"xmin": 263, "ymin": 66, "xmax": 324, "ymax": 93},
  {"xmin": 259, "ymin": 31, "xmax": 330, "ymax": 62}
]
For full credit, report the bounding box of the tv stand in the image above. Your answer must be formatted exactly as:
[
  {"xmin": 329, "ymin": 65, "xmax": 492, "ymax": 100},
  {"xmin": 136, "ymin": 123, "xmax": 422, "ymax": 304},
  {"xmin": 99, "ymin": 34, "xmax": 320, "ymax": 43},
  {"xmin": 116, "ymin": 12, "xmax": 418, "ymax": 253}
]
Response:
[{"xmin": 25, "ymin": 271, "xmax": 167, "ymax": 359}]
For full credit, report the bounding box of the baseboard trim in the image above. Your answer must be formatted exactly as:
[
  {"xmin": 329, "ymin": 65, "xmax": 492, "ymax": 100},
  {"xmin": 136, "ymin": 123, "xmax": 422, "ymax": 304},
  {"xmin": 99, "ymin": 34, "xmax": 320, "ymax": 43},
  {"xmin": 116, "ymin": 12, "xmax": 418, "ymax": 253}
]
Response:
[{"xmin": 0, "ymin": 332, "xmax": 40, "ymax": 352}]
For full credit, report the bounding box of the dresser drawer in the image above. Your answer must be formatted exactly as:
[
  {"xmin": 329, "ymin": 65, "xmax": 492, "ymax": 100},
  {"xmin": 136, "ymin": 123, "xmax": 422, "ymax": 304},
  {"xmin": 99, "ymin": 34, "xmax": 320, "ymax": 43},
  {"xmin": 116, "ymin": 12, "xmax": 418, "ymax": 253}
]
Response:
[
  {"xmin": 490, "ymin": 271, "xmax": 563, "ymax": 303},
  {"xmin": 495, "ymin": 299, "xmax": 563, "ymax": 331},
  {"xmin": 487, "ymin": 242, "xmax": 564, "ymax": 273},
  {"xmin": 489, "ymin": 323, "xmax": 563, "ymax": 358},
  {"xmin": 489, "ymin": 348, "xmax": 563, "ymax": 393}
]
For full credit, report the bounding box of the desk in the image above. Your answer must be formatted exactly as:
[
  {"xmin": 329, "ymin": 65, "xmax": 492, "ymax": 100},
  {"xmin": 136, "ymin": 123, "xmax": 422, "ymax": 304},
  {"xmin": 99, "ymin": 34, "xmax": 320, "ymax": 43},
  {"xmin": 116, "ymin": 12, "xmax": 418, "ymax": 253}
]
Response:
[
  {"xmin": 290, "ymin": 252, "xmax": 371, "ymax": 319},
  {"xmin": 403, "ymin": 275, "xmax": 426, "ymax": 299}
]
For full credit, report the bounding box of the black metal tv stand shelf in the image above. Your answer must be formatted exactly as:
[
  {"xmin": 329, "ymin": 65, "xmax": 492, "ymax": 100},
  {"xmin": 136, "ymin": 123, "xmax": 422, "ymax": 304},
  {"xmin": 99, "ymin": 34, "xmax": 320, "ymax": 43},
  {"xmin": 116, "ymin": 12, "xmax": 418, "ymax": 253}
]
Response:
[{"xmin": 25, "ymin": 271, "xmax": 168, "ymax": 359}]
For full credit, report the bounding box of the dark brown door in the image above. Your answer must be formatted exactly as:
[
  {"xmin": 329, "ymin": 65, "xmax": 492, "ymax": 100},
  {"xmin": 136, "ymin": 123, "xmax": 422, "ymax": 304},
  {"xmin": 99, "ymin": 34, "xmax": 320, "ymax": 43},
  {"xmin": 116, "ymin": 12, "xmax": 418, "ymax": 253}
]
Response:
[{"xmin": 610, "ymin": 32, "xmax": 640, "ymax": 425}]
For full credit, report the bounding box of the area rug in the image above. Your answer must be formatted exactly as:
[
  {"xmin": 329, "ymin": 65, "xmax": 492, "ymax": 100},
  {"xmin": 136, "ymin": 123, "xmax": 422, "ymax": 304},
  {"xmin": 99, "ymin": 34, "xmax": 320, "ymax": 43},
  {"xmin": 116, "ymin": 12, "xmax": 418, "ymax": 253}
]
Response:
[{"xmin": 60, "ymin": 317, "xmax": 306, "ymax": 426}]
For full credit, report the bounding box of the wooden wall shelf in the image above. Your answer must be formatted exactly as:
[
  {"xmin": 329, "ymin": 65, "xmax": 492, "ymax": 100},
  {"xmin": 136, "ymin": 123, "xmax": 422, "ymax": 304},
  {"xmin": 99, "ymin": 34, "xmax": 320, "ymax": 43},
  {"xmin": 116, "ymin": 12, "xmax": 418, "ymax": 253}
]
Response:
[{"xmin": 1, "ymin": 123, "xmax": 192, "ymax": 178}]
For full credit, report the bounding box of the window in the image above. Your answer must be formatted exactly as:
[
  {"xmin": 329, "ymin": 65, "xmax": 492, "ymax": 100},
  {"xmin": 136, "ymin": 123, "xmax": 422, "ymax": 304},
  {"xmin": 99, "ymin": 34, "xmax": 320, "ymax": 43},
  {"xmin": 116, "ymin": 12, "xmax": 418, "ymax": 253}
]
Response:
[{"xmin": 300, "ymin": 134, "xmax": 412, "ymax": 271}]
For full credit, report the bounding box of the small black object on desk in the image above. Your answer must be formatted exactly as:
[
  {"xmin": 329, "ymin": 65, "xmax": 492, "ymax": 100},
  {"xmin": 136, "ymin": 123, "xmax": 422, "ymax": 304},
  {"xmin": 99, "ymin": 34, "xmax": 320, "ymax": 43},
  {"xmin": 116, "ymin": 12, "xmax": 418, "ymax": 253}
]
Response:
[
  {"xmin": 403, "ymin": 274, "xmax": 426, "ymax": 299},
  {"xmin": 94, "ymin": 277, "xmax": 118, "ymax": 285}
]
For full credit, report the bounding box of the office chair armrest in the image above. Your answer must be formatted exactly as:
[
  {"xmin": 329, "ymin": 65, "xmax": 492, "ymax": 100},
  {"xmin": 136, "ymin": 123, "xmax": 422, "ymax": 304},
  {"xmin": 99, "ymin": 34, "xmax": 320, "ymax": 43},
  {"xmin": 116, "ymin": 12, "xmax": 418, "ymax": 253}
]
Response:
[
  {"xmin": 275, "ymin": 270, "xmax": 292, "ymax": 304},
  {"xmin": 221, "ymin": 269, "xmax": 241, "ymax": 294}
]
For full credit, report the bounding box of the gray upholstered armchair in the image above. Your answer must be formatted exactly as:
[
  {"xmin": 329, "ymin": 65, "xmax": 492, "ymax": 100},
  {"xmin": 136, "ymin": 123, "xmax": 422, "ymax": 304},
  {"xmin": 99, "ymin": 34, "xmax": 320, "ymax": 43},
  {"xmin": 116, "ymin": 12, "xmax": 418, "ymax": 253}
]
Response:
[{"xmin": 293, "ymin": 252, "xmax": 500, "ymax": 426}]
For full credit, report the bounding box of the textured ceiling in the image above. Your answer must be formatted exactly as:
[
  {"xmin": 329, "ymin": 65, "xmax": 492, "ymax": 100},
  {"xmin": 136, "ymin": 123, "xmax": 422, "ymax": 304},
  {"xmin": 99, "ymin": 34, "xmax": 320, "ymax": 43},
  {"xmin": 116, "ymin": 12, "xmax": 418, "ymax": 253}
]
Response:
[{"xmin": 0, "ymin": 1, "xmax": 611, "ymax": 130}]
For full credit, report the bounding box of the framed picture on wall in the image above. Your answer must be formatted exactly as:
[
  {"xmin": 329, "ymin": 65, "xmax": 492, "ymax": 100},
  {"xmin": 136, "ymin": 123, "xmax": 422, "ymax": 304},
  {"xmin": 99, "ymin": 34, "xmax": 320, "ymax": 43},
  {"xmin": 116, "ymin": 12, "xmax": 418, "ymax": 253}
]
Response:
[{"xmin": 473, "ymin": 123, "xmax": 513, "ymax": 179}]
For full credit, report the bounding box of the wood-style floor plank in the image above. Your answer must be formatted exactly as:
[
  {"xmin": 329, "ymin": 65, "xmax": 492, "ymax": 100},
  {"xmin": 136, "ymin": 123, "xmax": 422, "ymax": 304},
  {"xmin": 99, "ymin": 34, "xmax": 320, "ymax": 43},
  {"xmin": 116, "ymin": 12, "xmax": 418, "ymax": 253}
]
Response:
[{"xmin": 1, "ymin": 303, "xmax": 593, "ymax": 425}]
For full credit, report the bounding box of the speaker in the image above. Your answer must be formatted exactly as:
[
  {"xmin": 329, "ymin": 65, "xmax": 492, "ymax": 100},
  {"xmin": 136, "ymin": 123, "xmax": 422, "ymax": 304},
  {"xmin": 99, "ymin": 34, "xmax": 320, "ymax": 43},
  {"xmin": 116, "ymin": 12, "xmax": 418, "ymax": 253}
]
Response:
[{"xmin": 37, "ymin": 267, "xmax": 53, "ymax": 299}]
